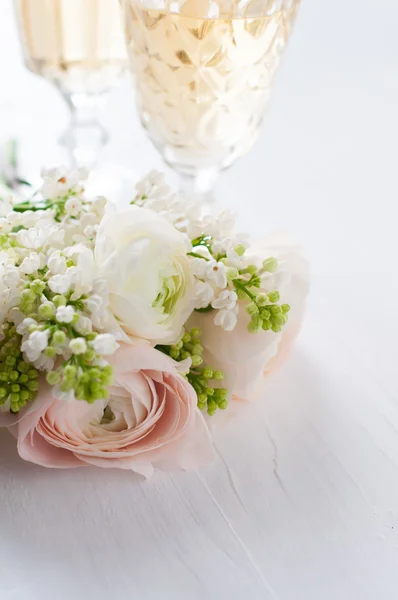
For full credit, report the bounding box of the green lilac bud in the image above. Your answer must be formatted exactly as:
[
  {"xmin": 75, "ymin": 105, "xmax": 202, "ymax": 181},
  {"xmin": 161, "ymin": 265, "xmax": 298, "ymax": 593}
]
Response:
[
  {"xmin": 169, "ymin": 348, "xmax": 180, "ymax": 360},
  {"xmin": 44, "ymin": 346, "xmax": 56, "ymax": 358},
  {"xmin": 213, "ymin": 370, "xmax": 224, "ymax": 381},
  {"xmin": 83, "ymin": 348, "xmax": 96, "ymax": 362},
  {"xmin": 203, "ymin": 368, "xmax": 213, "ymax": 379},
  {"xmin": 53, "ymin": 295, "xmax": 66, "ymax": 307},
  {"xmin": 64, "ymin": 365, "xmax": 77, "ymax": 379},
  {"xmin": 268, "ymin": 290, "xmax": 280, "ymax": 303},
  {"xmin": 268, "ymin": 305, "xmax": 282, "ymax": 315},
  {"xmin": 247, "ymin": 265, "xmax": 258, "ymax": 275},
  {"xmin": 226, "ymin": 267, "xmax": 239, "ymax": 280},
  {"xmin": 46, "ymin": 371, "xmax": 61, "ymax": 385},
  {"xmin": 27, "ymin": 380, "xmax": 39, "ymax": 391},
  {"xmin": 273, "ymin": 314, "xmax": 285, "ymax": 326},
  {"xmin": 263, "ymin": 257, "xmax": 278, "ymax": 273},
  {"xmin": 206, "ymin": 387, "xmax": 214, "ymax": 396},
  {"xmin": 207, "ymin": 399, "xmax": 217, "ymax": 415},
  {"xmin": 198, "ymin": 393, "xmax": 207, "ymax": 404},
  {"xmin": 256, "ymin": 293, "xmax": 268, "ymax": 307},
  {"xmin": 60, "ymin": 378, "xmax": 74, "ymax": 392},
  {"xmin": 282, "ymin": 304, "xmax": 291, "ymax": 313},
  {"xmin": 272, "ymin": 324, "xmax": 282, "ymax": 333},
  {"xmin": 262, "ymin": 320, "xmax": 272, "ymax": 331},
  {"xmin": 260, "ymin": 308, "xmax": 270, "ymax": 320},
  {"xmin": 20, "ymin": 390, "xmax": 30, "ymax": 402},
  {"xmin": 182, "ymin": 333, "xmax": 191, "ymax": 343},
  {"xmin": 18, "ymin": 374, "xmax": 29, "ymax": 384},
  {"xmin": 191, "ymin": 343, "xmax": 203, "ymax": 355},
  {"xmin": 234, "ymin": 244, "xmax": 246, "ymax": 257},
  {"xmin": 53, "ymin": 330, "xmax": 66, "ymax": 345},
  {"xmin": 190, "ymin": 328, "xmax": 201, "ymax": 338},
  {"xmin": 11, "ymin": 384, "xmax": 20, "ymax": 393},
  {"xmin": 246, "ymin": 302, "xmax": 259, "ymax": 316},
  {"xmin": 191, "ymin": 355, "xmax": 203, "ymax": 367},
  {"xmin": 39, "ymin": 301, "xmax": 56, "ymax": 319},
  {"xmin": 248, "ymin": 315, "xmax": 263, "ymax": 334},
  {"xmin": 9, "ymin": 371, "xmax": 19, "ymax": 382}
]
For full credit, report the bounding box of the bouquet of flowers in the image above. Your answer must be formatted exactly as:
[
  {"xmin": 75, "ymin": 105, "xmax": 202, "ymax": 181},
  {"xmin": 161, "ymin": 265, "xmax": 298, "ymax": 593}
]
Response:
[{"xmin": 0, "ymin": 167, "xmax": 308, "ymax": 476}]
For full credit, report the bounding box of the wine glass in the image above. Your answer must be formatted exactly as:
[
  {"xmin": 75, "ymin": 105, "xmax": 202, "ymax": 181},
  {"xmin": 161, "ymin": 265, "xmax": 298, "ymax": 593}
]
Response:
[
  {"xmin": 120, "ymin": 0, "xmax": 301, "ymax": 199},
  {"xmin": 14, "ymin": 0, "xmax": 127, "ymax": 169}
]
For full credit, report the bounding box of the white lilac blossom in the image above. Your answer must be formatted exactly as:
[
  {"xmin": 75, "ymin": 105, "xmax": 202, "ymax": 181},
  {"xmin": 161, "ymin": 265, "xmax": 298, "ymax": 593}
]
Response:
[{"xmin": 0, "ymin": 166, "xmax": 291, "ymax": 419}]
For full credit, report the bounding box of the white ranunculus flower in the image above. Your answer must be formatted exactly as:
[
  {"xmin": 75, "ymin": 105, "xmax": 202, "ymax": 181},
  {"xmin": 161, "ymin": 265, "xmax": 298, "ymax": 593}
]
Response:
[{"xmin": 94, "ymin": 206, "xmax": 195, "ymax": 344}]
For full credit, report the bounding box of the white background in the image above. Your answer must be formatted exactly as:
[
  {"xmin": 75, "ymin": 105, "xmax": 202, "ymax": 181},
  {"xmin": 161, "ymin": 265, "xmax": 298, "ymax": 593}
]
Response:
[{"xmin": 1, "ymin": 0, "xmax": 398, "ymax": 598}]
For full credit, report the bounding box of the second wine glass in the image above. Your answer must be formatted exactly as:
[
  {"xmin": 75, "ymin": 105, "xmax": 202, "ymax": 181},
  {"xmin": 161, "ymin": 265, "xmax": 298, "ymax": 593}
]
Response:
[
  {"xmin": 121, "ymin": 0, "xmax": 301, "ymax": 198},
  {"xmin": 14, "ymin": 0, "xmax": 127, "ymax": 168}
]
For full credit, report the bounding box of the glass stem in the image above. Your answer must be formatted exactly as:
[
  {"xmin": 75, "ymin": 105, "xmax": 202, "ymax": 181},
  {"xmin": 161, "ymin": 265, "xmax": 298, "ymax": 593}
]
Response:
[
  {"xmin": 178, "ymin": 169, "xmax": 218, "ymax": 205},
  {"xmin": 60, "ymin": 92, "xmax": 108, "ymax": 170}
]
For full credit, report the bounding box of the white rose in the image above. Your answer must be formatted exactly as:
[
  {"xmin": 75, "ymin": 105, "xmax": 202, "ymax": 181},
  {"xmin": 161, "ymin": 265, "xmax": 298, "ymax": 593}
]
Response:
[{"xmin": 94, "ymin": 206, "xmax": 195, "ymax": 344}]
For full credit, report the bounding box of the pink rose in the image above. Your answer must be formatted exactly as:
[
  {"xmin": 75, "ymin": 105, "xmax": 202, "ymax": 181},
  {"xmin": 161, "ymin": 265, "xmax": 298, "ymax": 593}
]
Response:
[
  {"xmin": 15, "ymin": 343, "xmax": 214, "ymax": 477},
  {"xmin": 189, "ymin": 234, "xmax": 309, "ymax": 406}
]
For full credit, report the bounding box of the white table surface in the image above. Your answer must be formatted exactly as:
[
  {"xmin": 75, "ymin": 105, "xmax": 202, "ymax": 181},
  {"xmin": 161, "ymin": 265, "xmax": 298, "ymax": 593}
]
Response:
[{"xmin": 1, "ymin": 1, "xmax": 398, "ymax": 599}]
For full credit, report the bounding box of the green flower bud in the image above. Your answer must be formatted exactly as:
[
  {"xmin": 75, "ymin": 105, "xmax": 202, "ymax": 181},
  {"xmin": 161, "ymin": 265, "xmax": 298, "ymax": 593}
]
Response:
[
  {"xmin": 206, "ymin": 387, "xmax": 214, "ymax": 396},
  {"xmin": 20, "ymin": 390, "xmax": 30, "ymax": 402},
  {"xmin": 60, "ymin": 378, "xmax": 74, "ymax": 392},
  {"xmin": 53, "ymin": 330, "xmax": 66, "ymax": 345},
  {"xmin": 45, "ymin": 346, "xmax": 56, "ymax": 358},
  {"xmin": 169, "ymin": 348, "xmax": 180, "ymax": 360},
  {"xmin": 182, "ymin": 333, "xmax": 191, "ymax": 343},
  {"xmin": 191, "ymin": 355, "xmax": 203, "ymax": 367},
  {"xmin": 263, "ymin": 257, "xmax": 278, "ymax": 273},
  {"xmin": 262, "ymin": 320, "xmax": 272, "ymax": 331},
  {"xmin": 260, "ymin": 308, "xmax": 271, "ymax": 320},
  {"xmin": 256, "ymin": 293, "xmax": 268, "ymax": 307},
  {"xmin": 271, "ymin": 324, "xmax": 282, "ymax": 333},
  {"xmin": 213, "ymin": 370, "xmax": 224, "ymax": 381},
  {"xmin": 190, "ymin": 328, "xmax": 201, "ymax": 339},
  {"xmin": 39, "ymin": 301, "xmax": 56, "ymax": 319},
  {"xmin": 268, "ymin": 304, "xmax": 282, "ymax": 316},
  {"xmin": 233, "ymin": 244, "xmax": 246, "ymax": 257},
  {"xmin": 268, "ymin": 290, "xmax": 280, "ymax": 303},
  {"xmin": 198, "ymin": 393, "xmax": 207, "ymax": 404},
  {"xmin": 247, "ymin": 264, "xmax": 258, "ymax": 275},
  {"xmin": 0, "ymin": 387, "xmax": 7, "ymax": 399},
  {"xmin": 226, "ymin": 267, "xmax": 239, "ymax": 280},
  {"xmin": 248, "ymin": 315, "xmax": 263, "ymax": 334},
  {"xmin": 64, "ymin": 365, "xmax": 77, "ymax": 380},
  {"xmin": 203, "ymin": 368, "xmax": 214, "ymax": 379},
  {"xmin": 9, "ymin": 371, "xmax": 19, "ymax": 382},
  {"xmin": 53, "ymin": 295, "xmax": 67, "ymax": 307},
  {"xmin": 281, "ymin": 304, "xmax": 291, "ymax": 313},
  {"xmin": 83, "ymin": 348, "xmax": 96, "ymax": 362},
  {"xmin": 246, "ymin": 302, "xmax": 259, "ymax": 316},
  {"xmin": 66, "ymin": 259, "xmax": 74, "ymax": 268},
  {"xmin": 273, "ymin": 315, "xmax": 285, "ymax": 326},
  {"xmin": 46, "ymin": 371, "xmax": 61, "ymax": 385},
  {"xmin": 207, "ymin": 400, "xmax": 217, "ymax": 415}
]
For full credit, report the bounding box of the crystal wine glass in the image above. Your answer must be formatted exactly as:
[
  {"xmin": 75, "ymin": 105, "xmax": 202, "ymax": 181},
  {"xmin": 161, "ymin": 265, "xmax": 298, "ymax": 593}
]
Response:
[
  {"xmin": 14, "ymin": 0, "xmax": 127, "ymax": 168},
  {"xmin": 120, "ymin": 0, "xmax": 301, "ymax": 198}
]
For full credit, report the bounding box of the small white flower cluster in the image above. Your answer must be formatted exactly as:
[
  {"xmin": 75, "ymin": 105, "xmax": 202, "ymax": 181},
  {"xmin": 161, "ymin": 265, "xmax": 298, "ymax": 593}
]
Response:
[{"xmin": 0, "ymin": 166, "xmax": 122, "ymax": 409}]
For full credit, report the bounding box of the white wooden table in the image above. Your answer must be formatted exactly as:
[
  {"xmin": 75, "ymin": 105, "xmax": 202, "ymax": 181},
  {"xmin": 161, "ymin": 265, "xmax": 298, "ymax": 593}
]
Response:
[{"xmin": 1, "ymin": 1, "xmax": 398, "ymax": 598}]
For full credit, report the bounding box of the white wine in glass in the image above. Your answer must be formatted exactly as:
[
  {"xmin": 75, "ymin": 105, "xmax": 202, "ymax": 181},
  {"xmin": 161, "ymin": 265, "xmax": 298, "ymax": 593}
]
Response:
[
  {"xmin": 14, "ymin": 0, "xmax": 127, "ymax": 166},
  {"xmin": 121, "ymin": 0, "xmax": 301, "ymax": 196}
]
